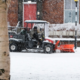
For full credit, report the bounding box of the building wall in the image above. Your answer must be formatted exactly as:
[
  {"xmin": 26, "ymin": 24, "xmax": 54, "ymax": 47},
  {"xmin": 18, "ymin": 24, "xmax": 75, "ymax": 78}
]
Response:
[
  {"xmin": 8, "ymin": 0, "xmax": 18, "ymax": 26},
  {"xmin": 8, "ymin": 0, "xmax": 80, "ymax": 26},
  {"xmin": 42, "ymin": 0, "xmax": 64, "ymax": 24}
]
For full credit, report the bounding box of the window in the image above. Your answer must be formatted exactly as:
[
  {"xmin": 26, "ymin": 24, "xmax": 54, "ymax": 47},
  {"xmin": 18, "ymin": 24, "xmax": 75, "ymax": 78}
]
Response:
[{"xmin": 64, "ymin": 0, "xmax": 79, "ymax": 23}]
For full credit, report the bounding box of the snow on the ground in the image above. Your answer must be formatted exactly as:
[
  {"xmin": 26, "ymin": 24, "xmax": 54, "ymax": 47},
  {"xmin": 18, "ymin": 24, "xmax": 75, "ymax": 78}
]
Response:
[{"xmin": 10, "ymin": 47, "xmax": 80, "ymax": 80}]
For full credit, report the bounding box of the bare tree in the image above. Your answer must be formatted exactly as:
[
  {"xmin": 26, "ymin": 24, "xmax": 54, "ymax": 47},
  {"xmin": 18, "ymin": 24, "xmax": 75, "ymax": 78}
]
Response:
[{"xmin": 0, "ymin": 0, "xmax": 11, "ymax": 80}]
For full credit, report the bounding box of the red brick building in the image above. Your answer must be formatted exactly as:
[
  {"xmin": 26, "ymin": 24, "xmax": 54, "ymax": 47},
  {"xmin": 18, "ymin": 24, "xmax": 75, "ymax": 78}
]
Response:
[
  {"xmin": 8, "ymin": 0, "xmax": 18, "ymax": 26},
  {"xmin": 8, "ymin": 0, "xmax": 80, "ymax": 26},
  {"xmin": 42, "ymin": 0, "xmax": 80, "ymax": 24},
  {"xmin": 42, "ymin": 0, "xmax": 64, "ymax": 24}
]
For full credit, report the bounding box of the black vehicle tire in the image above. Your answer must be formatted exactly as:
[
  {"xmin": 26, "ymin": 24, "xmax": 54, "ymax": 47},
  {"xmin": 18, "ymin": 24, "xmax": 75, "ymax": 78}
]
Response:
[
  {"xmin": 44, "ymin": 44, "xmax": 53, "ymax": 53},
  {"xmin": 9, "ymin": 43, "xmax": 18, "ymax": 52}
]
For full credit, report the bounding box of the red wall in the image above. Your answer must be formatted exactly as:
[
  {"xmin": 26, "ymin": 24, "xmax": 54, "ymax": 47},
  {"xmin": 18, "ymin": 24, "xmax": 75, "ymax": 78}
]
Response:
[
  {"xmin": 42, "ymin": 0, "xmax": 64, "ymax": 24},
  {"xmin": 23, "ymin": 3, "xmax": 37, "ymax": 28},
  {"xmin": 8, "ymin": 0, "xmax": 18, "ymax": 26}
]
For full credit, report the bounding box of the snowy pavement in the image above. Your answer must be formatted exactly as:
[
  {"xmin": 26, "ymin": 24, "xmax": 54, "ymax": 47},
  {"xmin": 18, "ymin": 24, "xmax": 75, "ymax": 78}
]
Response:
[{"xmin": 10, "ymin": 48, "xmax": 80, "ymax": 80}]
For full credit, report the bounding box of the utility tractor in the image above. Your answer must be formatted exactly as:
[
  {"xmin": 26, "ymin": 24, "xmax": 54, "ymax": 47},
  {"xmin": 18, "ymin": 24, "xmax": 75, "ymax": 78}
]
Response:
[{"xmin": 9, "ymin": 20, "xmax": 74, "ymax": 53}]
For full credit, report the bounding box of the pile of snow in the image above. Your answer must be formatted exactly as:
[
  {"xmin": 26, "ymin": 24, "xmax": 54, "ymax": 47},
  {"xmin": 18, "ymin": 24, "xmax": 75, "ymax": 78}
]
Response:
[
  {"xmin": 49, "ymin": 23, "xmax": 80, "ymax": 31},
  {"xmin": 33, "ymin": 23, "xmax": 80, "ymax": 32}
]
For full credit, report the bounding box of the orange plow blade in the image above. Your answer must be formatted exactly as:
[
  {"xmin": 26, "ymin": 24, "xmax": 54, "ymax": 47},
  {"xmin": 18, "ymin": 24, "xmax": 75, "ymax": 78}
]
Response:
[{"xmin": 57, "ymin": 44, "xmax": 74, "ymax": 52}]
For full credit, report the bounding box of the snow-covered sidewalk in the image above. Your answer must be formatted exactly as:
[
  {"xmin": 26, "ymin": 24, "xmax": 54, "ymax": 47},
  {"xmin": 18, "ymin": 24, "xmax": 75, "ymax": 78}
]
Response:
[{"xmin": 10, "ymin": 48, "xmax": 80, "ymax": 80}]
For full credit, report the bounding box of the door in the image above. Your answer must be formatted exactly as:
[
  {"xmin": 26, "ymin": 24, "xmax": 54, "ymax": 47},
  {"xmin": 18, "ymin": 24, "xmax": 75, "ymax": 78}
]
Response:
[{"xmin": 23, "ymin": 2, "xmax": 37, "ymax": 28}]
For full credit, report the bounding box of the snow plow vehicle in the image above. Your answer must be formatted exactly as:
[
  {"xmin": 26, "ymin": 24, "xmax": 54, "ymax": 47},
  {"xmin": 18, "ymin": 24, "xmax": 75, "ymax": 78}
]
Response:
[{"xmin": 9, "ymin": 20, "xmax": 74, "ymax": 53}]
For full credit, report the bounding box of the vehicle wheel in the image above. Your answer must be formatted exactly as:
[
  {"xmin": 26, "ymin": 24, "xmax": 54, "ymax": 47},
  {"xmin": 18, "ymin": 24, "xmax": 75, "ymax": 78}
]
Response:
[
  {"xmin": 9, "ymin": 43, "xmax": 18, "ymax": 52},
  {"xmin": 44, "ymin": 44, "xmax": 53, "ymax": 53}
]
